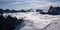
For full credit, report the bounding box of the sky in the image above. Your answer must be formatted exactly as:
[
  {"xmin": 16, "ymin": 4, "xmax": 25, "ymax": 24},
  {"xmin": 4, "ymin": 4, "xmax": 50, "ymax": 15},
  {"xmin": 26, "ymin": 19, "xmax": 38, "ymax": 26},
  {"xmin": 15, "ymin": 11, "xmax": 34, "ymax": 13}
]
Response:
[{"xmin": 0, "ymin": 0, "xmax": 60, "ymax": 10}]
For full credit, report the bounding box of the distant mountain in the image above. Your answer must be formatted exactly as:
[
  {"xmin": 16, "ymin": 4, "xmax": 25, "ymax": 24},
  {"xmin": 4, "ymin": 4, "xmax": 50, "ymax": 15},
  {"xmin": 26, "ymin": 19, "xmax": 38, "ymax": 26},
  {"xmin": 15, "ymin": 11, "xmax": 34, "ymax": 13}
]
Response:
[
  {"xmin": 0, "ymin": 6, "xmax": 60, "ymax": 15},
  {"xmin": 0, "ymin": 9, "xmax": 27, "ymax": 14},
  {"xmin": 37, "ymin": 6, "xmax": 60, "ymax": 15},
  {"xmin": 36, "ymin": 9, "xmax": 46, "ymax": 14},
  {"xmin": 47, "ymin": 6, "xmax": 60, "ymax": 15}
]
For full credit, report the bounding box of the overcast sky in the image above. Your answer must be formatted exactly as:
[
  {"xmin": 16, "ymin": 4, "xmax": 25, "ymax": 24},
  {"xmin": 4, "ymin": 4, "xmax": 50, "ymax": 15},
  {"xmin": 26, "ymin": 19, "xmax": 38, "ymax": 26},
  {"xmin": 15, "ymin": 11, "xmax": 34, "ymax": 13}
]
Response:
[{"xmin": 0, "ymin": 0, "xmax": 60, "ymax": 10}]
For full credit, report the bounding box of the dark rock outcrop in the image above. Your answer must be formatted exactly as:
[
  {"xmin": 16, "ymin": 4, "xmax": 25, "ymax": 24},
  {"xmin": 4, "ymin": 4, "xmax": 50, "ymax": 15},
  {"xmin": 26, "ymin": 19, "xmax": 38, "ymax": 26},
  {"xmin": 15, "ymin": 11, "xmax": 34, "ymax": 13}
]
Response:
[
  {"xmin": 0, "ymin": 15, "xmax": 24, "ymax": 30},
  {"xmin": 18, "ymin": 9, "xmax": 27, "ymax": 12},
  {"xmin": 47, "ymin": 6, "xmax": 60, "ymax": 15},
  {"xmin": 36, "ymin": 6, "xmax": 60, "ymax": 15},
  {"xmin": 0, "ymin": 9, "xmax": 4, "ymax": 14},
  {"xmin": 36, "ymin": 9, "xmax": 46, "ymax": 14}
]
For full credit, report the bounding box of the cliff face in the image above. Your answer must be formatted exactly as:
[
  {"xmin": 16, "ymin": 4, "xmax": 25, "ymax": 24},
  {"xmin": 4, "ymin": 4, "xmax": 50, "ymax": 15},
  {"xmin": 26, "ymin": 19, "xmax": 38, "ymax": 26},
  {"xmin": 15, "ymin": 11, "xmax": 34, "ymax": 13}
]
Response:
[{"xmin": 48, "ymin": 6, "xmax": 60, "ymax": 15}]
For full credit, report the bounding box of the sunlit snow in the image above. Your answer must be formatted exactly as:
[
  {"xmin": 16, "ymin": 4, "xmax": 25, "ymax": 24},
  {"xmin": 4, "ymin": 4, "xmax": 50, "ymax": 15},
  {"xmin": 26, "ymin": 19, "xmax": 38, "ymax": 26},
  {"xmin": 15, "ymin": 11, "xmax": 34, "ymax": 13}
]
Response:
[{"xmin": 3, "ymin": 12, "xmax": 60, "ymax": 30}]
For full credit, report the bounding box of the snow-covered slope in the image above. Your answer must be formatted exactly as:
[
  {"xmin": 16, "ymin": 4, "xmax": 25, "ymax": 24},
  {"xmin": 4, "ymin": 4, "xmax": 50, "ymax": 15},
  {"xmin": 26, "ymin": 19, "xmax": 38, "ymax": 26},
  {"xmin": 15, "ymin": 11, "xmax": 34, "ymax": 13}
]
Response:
[
  {"xmin": 43, "ymin": 19, "xmax": 60, "ymax": 30},
  {"xmin": 3, "ymin": 12, "xmax": 60, "ymax": 30}
]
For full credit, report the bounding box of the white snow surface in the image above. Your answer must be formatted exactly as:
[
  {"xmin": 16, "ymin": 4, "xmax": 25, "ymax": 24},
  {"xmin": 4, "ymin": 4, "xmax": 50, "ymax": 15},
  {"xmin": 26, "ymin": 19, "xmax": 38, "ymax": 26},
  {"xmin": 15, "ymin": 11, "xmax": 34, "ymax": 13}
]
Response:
[{"xmin": 3, "ymin": 12, "xmax": 60, "ymax": 30}]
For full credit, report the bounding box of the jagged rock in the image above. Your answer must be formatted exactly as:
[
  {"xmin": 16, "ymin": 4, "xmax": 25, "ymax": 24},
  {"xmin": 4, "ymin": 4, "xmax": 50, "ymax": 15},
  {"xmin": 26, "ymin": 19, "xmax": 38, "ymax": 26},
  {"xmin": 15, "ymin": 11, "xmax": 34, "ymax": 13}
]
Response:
[
  {"xmin": 0, "ymin": 15, "xmax": 24, "ymax": 30},
  {"xmin": 47, "ymin": 6, "xmax": 60, "ymax": 15}
]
